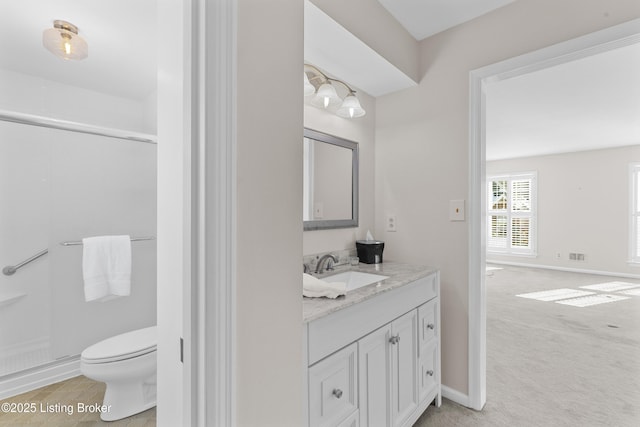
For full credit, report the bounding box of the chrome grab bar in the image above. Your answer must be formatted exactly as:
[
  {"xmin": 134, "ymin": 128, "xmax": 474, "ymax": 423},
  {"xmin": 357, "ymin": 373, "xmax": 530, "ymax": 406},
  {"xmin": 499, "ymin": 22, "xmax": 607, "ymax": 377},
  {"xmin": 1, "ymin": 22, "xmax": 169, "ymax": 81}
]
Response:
[
  {"xmin": 2, "ymin": 237, "xmax": 155, "ymax": 276},
  {"xmin": 3, "ymin": 249, "xmax": 49, "ymax": 276},
  {"xmin": 59, "ymin": 236, "xmax": 155, "ymax": 246}
]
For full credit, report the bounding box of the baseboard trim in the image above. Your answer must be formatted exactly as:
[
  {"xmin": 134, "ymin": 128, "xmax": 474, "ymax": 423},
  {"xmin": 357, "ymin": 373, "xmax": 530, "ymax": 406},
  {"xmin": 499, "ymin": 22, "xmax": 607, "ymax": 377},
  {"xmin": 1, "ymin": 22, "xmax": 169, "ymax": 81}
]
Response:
[
  {"xmin": 487, "ymin": 260, "xmax": 640, "ymax": 280},
  {"xmin": 441, "ymin": 385, "xmax": 471, "ymax": 408},
  {"xmin": 0, "ymin": 356, "xmax": 81, "ymax": 400}
]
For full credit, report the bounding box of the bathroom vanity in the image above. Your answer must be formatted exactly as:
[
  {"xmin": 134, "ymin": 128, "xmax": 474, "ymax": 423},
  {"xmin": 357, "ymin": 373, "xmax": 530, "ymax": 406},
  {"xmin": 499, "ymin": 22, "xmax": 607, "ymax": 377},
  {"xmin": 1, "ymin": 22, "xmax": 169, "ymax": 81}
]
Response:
[{"xmin": 303, "ymin": 262, "xmax": 441, "ymax": 427}]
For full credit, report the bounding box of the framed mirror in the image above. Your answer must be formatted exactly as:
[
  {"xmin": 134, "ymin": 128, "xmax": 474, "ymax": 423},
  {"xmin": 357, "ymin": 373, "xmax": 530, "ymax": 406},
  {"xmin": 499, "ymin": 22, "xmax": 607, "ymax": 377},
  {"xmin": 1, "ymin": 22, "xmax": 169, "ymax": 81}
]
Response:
[{"xmin": 303, "ymin": 128, "xmax": 359, "ymax": 231}]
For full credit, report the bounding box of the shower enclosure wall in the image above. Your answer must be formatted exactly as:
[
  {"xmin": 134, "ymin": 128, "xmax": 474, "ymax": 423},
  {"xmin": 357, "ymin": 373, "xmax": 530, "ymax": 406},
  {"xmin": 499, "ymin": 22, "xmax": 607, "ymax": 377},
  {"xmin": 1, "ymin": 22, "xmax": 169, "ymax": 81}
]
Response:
[{"xmin": 0, "ymin": 68, "xmax": 157, "ymax": 397}]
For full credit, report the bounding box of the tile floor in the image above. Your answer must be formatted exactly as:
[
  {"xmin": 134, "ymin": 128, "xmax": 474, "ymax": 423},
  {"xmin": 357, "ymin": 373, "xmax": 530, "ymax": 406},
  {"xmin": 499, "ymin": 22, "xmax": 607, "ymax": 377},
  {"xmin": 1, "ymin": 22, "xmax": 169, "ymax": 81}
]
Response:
[{"xmin": 0, "ymin": 375, "xmax": 155, "ymax": 426}]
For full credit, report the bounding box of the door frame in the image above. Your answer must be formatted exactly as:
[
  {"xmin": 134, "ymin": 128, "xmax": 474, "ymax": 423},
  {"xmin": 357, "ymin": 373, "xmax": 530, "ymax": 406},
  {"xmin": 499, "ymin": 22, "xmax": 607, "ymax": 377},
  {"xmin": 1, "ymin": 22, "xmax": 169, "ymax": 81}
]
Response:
[
  {"xmin": 158, "ymin": 0, "xmax": 237, "ymax": 426},
  {"xmin": 468, "ymin": 18, "xmax": 640, "ymax": 411}
]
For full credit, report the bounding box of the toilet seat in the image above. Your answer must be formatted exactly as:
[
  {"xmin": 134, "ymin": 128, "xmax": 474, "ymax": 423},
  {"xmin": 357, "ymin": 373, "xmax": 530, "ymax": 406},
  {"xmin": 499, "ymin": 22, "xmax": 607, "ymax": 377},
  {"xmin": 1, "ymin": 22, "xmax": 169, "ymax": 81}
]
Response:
[{"xmin": 82, "ymin": 326, "xmax": 156, "ymax": 364}]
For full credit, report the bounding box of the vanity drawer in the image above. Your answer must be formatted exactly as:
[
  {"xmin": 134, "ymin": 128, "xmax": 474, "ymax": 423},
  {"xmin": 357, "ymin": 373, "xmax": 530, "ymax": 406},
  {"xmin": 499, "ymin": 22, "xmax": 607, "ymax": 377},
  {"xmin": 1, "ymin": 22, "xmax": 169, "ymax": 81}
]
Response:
[
  {"xmin": 418, "ymin": 341, "xmax": 438, "ymax": 403},
  {"xmin": 418, "ymin": 298, "xmax": 438, "ymax": 347},
  {"xmin": 309, "ymin": 343, "xmax": 358, "ymax": 427}
]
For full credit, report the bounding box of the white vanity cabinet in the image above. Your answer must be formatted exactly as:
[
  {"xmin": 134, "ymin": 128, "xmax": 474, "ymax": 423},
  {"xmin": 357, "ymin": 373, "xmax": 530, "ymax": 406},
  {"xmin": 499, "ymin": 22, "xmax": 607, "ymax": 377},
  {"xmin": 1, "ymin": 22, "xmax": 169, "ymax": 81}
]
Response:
[
  {"xmin": 304, "ymin": 270, "xmax": 440, "ymax": 427},
  {"xmin": 358, "ymin": 310, "xmax": 419, "ymax": 427}
]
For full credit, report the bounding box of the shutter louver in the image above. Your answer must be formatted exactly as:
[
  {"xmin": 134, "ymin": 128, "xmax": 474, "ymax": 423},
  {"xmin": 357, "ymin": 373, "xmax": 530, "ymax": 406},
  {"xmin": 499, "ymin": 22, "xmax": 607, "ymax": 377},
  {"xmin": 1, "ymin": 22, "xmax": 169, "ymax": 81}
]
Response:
[{"xmin": 487, "ymin": 173, "xmax": 536, "ymax": 256}]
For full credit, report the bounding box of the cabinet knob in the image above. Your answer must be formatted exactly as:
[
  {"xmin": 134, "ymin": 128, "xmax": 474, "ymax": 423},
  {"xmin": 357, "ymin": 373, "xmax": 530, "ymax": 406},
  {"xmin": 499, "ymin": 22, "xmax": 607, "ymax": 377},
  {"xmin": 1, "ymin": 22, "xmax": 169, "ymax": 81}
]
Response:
[
  {"xmin": 427, "ymin": 323, "xmax": 435, "ymax": 330},
  {"xmin": 389, "ymin": 334, "xmax": 401, "ymax": 345},
  {"xmin": 332, "ymin": 389, "xmax": 343, "ymax": 399},
  {"xmin": 426, "ymin": 370, "xmax": 434, "ymax": 377}
]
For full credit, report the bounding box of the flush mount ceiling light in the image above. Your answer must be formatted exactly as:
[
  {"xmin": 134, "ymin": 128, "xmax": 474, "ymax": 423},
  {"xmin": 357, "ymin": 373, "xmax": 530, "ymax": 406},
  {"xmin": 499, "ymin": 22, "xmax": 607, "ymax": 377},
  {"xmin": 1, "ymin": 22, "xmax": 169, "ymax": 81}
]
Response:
[
  {"xmin": 43, "ymin": 20, "xmax": 88, "ymax": 61},
  {"xmin": 304, "ymin": 64, "xmax": 366, "ymax": 119}
]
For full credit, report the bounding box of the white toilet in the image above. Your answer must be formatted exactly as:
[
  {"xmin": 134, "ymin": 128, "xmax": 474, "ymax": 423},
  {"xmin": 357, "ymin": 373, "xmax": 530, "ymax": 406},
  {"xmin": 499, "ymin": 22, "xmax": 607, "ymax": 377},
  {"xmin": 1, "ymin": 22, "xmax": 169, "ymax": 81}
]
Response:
[{"xmin": 80, "ymin": 326, "xmax": 157, "ymax": 421}]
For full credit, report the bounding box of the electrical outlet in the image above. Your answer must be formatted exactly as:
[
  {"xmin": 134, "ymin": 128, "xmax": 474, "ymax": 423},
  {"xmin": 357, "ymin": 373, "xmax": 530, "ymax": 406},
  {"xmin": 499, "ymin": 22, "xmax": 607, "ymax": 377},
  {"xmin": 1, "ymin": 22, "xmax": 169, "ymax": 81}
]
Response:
[
  {"xmin": 386, "ymin": 215, "xmax": 397, "ymax": 232},
  {"xmin": 556, "ymin": 252, "xmax": 561, "ymax": 259}
]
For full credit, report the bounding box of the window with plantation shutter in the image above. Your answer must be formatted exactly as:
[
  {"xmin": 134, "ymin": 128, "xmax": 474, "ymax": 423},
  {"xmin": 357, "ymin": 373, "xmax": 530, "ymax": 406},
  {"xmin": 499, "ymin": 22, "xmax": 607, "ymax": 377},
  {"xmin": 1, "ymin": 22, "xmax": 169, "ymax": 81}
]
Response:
[
  {"xmin": 487, "ymin": 172, "xmax": 537, "ymax": 256},
  {"xmin": 630, "ymin": 164, "xmax": 640, "ymax": 264}
]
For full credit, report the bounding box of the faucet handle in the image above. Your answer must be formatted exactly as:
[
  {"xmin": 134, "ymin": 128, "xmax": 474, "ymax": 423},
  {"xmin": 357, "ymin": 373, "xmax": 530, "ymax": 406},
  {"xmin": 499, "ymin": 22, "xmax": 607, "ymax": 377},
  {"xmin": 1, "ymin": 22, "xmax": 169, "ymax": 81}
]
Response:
[
  {"xmin": 303, "ymin": 263, "xmax": 310, "ymax": 274},
  {"xmin": 325, "ymin": 259, "xmax": 335, "ymax": 271}
]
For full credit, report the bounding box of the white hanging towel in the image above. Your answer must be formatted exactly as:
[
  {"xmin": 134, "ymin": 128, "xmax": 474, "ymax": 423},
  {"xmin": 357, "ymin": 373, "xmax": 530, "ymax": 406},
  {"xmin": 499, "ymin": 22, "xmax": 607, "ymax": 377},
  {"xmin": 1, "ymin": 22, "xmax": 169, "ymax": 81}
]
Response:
[{"xmin": 82, "ymin": 235, "xmax": 132, "ymax": 302}]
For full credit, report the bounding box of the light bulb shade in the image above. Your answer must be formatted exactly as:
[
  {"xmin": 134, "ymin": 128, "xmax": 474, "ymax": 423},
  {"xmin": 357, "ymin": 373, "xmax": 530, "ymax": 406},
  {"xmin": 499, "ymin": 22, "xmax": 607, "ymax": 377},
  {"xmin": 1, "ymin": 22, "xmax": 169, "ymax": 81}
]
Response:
[
  {"xmin": 311, "ymin": 83, "xmax": 341, "ymax": 109},
  {"xmin": 43, "ymin": 20, "xmax": 88, "ymax": 60},
  {"xmin": 336, "ymin": 94, "xmax": 366, "ymax": 118},
  {"xmin": 304, "ymin": 72, "xmax": 315, "ymax": 96}
]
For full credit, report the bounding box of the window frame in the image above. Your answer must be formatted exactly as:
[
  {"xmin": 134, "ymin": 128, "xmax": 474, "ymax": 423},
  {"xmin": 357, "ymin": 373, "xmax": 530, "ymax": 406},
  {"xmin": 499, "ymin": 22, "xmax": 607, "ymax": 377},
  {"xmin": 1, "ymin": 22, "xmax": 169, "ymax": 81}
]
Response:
[
  {"xmin": 629, "ymin": 163, "xmax": 640, "ymax": 265},
  {"xmin": 487, "ymin": 171, "xmax": 538, "ymax": 257}
]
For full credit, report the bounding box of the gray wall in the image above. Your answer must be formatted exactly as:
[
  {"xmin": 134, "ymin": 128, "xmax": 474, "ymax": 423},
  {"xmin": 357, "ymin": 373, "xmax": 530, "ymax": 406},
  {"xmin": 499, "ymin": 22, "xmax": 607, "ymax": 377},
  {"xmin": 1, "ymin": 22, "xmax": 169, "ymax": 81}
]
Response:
[
  {"xmin": 487, "ymin": 145, "xmax": 640, "ymax": 275},
  {"xmin": 236, "ymin": 0, "xmax": 304, "ymax": 425},
  {"xmin": 375, "ymin": 0, "xmax": 640, "ymax": 395}
]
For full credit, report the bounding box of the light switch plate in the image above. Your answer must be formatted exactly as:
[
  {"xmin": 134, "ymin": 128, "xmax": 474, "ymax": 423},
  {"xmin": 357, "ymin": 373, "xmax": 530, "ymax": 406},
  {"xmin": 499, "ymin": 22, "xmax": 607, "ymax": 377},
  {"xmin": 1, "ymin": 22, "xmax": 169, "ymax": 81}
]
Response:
[{"xmin": 450, "ymin": 200, "xmax": 465, "ymax": 221}]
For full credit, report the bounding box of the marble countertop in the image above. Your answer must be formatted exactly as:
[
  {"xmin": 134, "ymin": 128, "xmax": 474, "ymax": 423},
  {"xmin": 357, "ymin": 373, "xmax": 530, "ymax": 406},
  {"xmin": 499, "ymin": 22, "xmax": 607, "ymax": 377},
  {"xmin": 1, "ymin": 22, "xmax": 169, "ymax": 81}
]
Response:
[{"xmin": 303, "ymin": 261, "xmax": 437, "ymax": 322}]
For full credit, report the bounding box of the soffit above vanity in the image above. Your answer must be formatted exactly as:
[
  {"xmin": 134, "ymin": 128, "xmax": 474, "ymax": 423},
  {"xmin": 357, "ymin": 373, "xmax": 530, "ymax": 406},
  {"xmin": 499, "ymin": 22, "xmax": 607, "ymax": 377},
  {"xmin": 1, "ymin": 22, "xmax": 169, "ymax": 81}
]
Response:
[
  {"xmin": 304, "ymin": 0, "xmax": 418, "ymax": 98},
  {"xmin": 377, "ymin": 0, "xmax": 517, "ymax": 41}
]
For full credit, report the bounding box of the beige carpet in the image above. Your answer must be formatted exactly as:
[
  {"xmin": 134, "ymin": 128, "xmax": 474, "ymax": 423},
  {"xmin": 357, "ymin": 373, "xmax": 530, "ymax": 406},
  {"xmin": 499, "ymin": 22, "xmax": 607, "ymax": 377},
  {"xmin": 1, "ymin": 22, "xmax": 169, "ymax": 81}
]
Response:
[{"xmin": 414, "ymin": 265, "xmax": 640, "ymax": 427}]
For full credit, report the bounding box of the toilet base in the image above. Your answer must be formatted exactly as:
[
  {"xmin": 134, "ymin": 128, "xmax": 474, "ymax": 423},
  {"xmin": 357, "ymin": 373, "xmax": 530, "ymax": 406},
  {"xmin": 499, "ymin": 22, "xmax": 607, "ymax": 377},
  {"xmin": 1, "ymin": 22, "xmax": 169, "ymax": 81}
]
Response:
[
  {"xmin": 100, "ymin": 374, "xmax": 156, "ymax": 421},
  {"xmin": 81, "ymin": 349, "xmax": 157, "ymax": 422}
]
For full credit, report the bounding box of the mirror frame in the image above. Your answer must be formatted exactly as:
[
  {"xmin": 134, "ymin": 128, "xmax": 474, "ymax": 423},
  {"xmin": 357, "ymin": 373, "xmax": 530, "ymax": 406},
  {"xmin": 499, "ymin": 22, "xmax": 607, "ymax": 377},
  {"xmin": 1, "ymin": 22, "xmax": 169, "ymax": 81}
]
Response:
[{"xmin": 303, "ymin": 128, "xmax": 359, "ymax": 231}]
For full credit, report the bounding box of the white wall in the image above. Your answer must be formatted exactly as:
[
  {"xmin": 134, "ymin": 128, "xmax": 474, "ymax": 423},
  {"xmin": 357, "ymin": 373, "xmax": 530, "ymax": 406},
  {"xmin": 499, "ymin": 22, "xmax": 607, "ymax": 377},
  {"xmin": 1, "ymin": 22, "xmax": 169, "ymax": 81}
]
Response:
[
  {"xmin": 375, "ymin": 0, "xmax": 640, "ymax": 395},
  {"xmin": 303, "ymin": 90, "xmax": 377, "ymax": 255},
  {"xmin": 236, "ymin": 0, "xmax": 303, "ymax": 425},
  {"xmin": 0, "ymin": 68, "xmax": 156, "ymax": 134},
  {"xmin": 487, "ymin": 145, "xmax": 640, "ymax": 275}
]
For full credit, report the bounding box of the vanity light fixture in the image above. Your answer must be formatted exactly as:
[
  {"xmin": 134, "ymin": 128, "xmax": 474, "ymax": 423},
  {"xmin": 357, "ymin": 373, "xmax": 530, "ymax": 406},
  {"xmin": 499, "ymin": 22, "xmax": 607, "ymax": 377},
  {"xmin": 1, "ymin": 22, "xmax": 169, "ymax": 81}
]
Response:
[
  {"xmin": 43, "ymin": 20, "xmax": 88, "ymax": 61},
  {"xmin": 304, "ymin": 64, "xmax": 366, "ymax": 118}
]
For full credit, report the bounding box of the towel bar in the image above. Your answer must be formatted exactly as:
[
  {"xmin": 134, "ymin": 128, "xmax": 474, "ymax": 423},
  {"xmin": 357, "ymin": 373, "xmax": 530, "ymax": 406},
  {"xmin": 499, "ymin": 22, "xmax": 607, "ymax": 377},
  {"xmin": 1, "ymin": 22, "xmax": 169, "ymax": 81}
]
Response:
[{"xmin": 60, "ymin": 236, "xmax": 155, "ymax": 246}]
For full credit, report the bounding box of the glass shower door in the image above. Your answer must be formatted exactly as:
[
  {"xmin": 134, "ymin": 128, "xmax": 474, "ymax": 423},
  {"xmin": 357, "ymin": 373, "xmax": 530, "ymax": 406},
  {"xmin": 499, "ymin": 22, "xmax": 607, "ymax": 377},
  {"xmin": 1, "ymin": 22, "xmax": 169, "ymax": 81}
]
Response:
[{"xmin": 0, "ymin": 121, "xmax": 53, "ymax": 376}]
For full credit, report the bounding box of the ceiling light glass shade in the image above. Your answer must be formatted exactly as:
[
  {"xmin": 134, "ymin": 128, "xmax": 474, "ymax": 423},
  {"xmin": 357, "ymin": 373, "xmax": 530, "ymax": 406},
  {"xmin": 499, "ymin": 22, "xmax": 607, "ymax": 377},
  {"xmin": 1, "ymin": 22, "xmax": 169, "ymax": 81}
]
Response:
[
  {"xmin": 43, "ymin": 20, "xmax": 88, "ymax": 60},
  {"xmin": 311, "ymin": 83, "xmax": 341, "ymax": 109},
  {"xmin": 304, "ymin": 72, "xmax": 315, "ymax": 96},
  {"xmin": 336, "ymin": 94, "xmax": 366, "ymax": 118}
]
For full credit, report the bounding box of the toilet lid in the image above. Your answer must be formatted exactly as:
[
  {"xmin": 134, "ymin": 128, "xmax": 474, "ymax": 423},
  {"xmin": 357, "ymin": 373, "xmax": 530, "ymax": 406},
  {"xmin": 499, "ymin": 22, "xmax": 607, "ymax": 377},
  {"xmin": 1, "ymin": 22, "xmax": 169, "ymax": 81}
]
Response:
[{"xmin": 81, "ymin": 326, "xmax": 156, "ymax": 363}]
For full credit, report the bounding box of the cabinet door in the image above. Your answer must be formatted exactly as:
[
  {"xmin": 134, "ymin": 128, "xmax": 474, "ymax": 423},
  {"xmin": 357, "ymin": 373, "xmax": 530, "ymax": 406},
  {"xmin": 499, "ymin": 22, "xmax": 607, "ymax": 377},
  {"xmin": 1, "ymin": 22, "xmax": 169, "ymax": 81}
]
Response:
[
  {"xmin": 418, "ymin": 340, "xmax": 438, "ymax": 403},
  {"xmin": 337, "ymin": 410, "xmax": 360, "ymax": 427},
  {"xmin": 390, "ymin": 310, "xmax": 418, "ymax": 427},
  {"xmin": 309, "ymin": 343, "xmax": 358, "ymax": 427},
  {"xmin": 358, "ymin": 325, "xmax": 392, "ymax": 427}
]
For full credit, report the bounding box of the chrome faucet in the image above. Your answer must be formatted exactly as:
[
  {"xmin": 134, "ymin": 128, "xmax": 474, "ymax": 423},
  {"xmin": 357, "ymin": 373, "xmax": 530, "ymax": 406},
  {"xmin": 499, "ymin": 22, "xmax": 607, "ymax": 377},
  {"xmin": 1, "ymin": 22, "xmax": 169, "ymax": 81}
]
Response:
[{"xmin": 315, "ymin": 254, "xmax": 337, "ymax": 274}]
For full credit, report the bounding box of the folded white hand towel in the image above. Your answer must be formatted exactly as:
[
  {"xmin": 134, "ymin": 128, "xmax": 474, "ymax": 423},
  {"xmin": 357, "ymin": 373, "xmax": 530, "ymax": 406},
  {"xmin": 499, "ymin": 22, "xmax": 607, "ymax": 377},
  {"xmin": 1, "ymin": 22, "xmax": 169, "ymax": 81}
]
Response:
[
  {"xmin": 303, "ymin": 273, "xmax": 346, "ymax": 299},
  {"xmin": 82, "ymin": 235, "xmax": 132, "ymax": 302}
]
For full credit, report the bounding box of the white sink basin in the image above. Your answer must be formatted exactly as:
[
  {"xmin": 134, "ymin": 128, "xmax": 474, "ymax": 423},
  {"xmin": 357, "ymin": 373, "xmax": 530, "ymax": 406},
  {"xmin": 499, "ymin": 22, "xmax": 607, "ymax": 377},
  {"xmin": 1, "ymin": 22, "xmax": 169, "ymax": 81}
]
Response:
[{"xmin": 323, "ymin": 271, "xmax": 389, "ymax": 292}]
